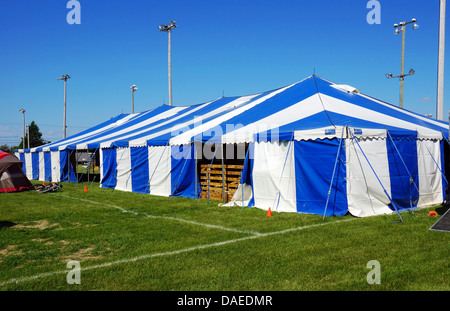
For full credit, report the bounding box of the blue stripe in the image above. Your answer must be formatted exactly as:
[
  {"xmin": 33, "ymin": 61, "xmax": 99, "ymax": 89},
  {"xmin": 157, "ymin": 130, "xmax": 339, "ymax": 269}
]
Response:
[
  {"xmin": 122, "ymin": 97, "xmax": 239, "ymax": 147},
  {"xmin": 44, "ymin": 151, "xmax": 52, "ymax": 181},
  {"xmin": 19, "ymin": 153, "xmax": 26, "ymax": 175},
  {"xmin": 32, "ymin": 152, "xmax": 39, "ymax": 180},
  {"xmin": 386, "ymin": 132, "xmax": 419, "ymax": 210},
  {"xmin": 100, "ymin": 148, "xmax": 117, "ymax": 189},
  {"xmin": 170, "ymin": 144, "xmax": 199, "ymax": 198},
  {"xmin": 59, "ymin": 150, "xmax": 76, "ymax": 182},
  {"xmin": 38, "ymin": 113, "xmax": 129, "ymax": 152},
  {"xmin": 294, "ymin": 139, "xmax": 347, "ymax": 216},
  {"xmin": 315, "ymin": 76, "xmax": 448, "ymax": 135},
  {"xmin": 130, "ymin": 147, "xmax": 149, "ymax": 194}
]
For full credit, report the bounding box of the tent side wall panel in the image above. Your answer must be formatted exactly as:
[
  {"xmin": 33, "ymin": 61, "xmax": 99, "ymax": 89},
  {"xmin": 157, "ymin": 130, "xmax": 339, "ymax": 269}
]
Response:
[
  {"xmin": 386, "ymin": 136, "xmax": 419, "ymax": 210},
  {"xmin": 44, "ymin": 151, "xmax": 52, "ymax": 182},
  {"xmin": 19, "ymin": 153, "xmax": 26, "ymax": 176},
  {"xmin": 130, "ymin": 147, "xmax": 149, "ymax": 194},
  {"xmin": 170, "ymin": 144, "xmax": 200, "ymax": 199},
  {"xmin": 148, "ymin": 145, "xmax": 172, "ymax": 196},
  {"xmin": 25, "ymin": 152, "xmax": 32, "ymax": 180},
  {"xmin": 346, "ymin": 137, "xmax": 393, "ymax": 217},
  {"xmin": 39, "ymin": 152, "xmax": 45, "ymax": 181},
  {"xmin": 59, "ymin": 150, "xmax": 76, "ymax": 182},
  {"xmin": 100, "ymin": 148, "xmax": 117, "ymax": 189},
  {"xmin": 31, "ymin": 152, "xmax": 39, "ymax": 180},
  {"xmin": 417, "ymin": 139, "xmax": 444, "ymax": 206},
  {"xmin": 294, "ymin": 139, "xmax": 347, "ymax": 216},
  {"xmin": 50, "ymin": 151, "xmax": 60, "ymax": 182},
  {"xmin": 115, "ymin": 148, "xmax": 132, "ymax": 192},
  {"xmin": 251, "ymin": 141, "xmax": 296, "ymax": 212}
]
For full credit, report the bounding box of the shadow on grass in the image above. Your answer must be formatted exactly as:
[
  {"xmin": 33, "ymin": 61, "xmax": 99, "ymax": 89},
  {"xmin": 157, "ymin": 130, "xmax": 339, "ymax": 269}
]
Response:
[
  {"xmin": 0, "ymin": 221, "xmax": 17, "ymax": 229},
  {"xmin": 435, "ymin": 205, "xmax": 449, "ymax": 216}
]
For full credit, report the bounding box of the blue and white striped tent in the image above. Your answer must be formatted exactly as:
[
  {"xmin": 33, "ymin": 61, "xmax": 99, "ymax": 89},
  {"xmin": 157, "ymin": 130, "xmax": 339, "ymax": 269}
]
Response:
[{"xmin": 16, "ymin": 75, "xmax": 449, "ymax": 218}]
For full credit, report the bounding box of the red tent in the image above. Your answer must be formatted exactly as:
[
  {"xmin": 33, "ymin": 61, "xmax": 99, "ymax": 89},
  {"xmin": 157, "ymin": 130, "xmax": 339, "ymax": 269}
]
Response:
[{"xmin": 0, "ymin": 150, "xmax": 32, "ymax": 193}]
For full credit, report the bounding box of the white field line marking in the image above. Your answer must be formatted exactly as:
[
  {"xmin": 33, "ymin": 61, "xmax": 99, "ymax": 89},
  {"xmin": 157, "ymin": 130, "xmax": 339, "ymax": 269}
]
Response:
[
  {"xmin": 0, "ymin": 218, "xmax": 356, "ymax": 287},
  {"xmin": 51, "ymin": 193, "xmax": 262, "ymax": 236}
]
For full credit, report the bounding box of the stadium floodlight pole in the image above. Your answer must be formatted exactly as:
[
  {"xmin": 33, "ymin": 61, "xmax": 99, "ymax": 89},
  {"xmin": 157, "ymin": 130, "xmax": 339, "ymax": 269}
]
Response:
[
  {"xmin": 388, "ymin": 19, "xmax": 419, "ymax": 109},
  {"xmin": 19, "ymin": 108, "xmax": 26, "ymax": 149},
  {"xmin": 437, "ymin": 0, "xmax": 446, "ymax": 120},
  {"xmin": 158, "ymin": 20, "xmax": 177, "ymax": 106},
  {"xmin": 131, "ymin": 85, "xmax": 138, "ymax": 113},
  {"xmin": 57, "ymin": 74, "xmax": 71, "ymax": 139}
]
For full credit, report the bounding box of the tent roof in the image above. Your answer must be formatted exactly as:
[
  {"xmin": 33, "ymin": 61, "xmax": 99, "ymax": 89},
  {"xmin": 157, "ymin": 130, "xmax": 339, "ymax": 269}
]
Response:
[{"xmin": 21, "ymin": 75, "xmax": 449, "ymax": 152}]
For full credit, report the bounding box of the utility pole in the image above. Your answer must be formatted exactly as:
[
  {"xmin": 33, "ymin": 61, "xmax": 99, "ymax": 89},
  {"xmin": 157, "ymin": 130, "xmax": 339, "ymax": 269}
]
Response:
[
  {"xmin": 27, "ymin": 124, "xmax": 30, "ymax": 149},
  {"xmin": 386, "ymin": 19, "xmax": 419, "ymax": 109},
  {"xmin": 158, "ymin": 20, "xmax": 177, "ymax": 106},
  {"xmin": 57, "ymin": 74, "xmax": 71, "ymax": 138},
  {"xmin": 19, "ymin": 108, "xmax": 26, "ymax": 149},
  {"xmin": 437, "ymin": 0, "xmax": 446, "ymax": 120}
]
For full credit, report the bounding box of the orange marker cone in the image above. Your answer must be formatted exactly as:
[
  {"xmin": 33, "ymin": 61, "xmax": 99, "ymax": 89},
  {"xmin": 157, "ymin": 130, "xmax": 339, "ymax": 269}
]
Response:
[
  {"xmin": 84, "ymin": 185, "xmax": 88, "ymax": 192},
  {"xmin": 267, "ymin": 207, "xmax": 272, "ymax": 217},
  {"xmin": 42, "ymin": 181, "xmax": 45, "ymax": 186}
]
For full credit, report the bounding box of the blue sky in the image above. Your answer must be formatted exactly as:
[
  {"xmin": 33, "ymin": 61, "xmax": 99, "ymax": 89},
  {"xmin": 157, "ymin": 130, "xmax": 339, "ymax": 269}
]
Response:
[{"xmin": 0, "ymin": 0, "xmax": 448, "ymax": 146}]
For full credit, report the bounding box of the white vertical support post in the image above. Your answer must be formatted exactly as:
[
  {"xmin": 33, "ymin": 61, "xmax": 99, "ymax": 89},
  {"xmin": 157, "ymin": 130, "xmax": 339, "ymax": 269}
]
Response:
[{"xmin": 437, "ymin": 0, "xmax": 446, "ymax": 120}]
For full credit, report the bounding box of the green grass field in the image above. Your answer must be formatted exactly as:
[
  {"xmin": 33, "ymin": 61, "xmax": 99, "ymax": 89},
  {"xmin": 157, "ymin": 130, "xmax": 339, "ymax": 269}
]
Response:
[{"xmin": 0, "ymin": 181, "xmax": 448, "ymax": 291}]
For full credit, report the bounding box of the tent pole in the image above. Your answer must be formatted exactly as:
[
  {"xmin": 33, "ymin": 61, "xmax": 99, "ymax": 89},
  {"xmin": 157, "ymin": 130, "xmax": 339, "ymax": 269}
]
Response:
[
  {"xmin": 195, "ymin": 142, "xmax": 198, "ymax": 200},
  {"xmin": 75, "ymin": 150, "xmax": 78, "ymax": 183},
  {"xmin": 221, "ymin": 143, "xmax": 225, "ymax": 203},
  {"xmin": 206, "ymin": 144, "xmax": 218, "ymax": 204}
]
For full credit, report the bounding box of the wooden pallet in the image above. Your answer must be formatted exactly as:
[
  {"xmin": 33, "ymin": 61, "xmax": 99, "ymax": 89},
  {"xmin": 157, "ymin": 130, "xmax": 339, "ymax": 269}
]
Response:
[{"xmin": 200, "ymin": 164, "xmax": 243, "ymax": 202}]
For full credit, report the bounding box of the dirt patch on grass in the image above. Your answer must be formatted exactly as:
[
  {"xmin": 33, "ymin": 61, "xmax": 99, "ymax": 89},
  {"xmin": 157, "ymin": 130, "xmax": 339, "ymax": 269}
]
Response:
[
  {"xmin": 63, "ymin": 247, "xmax": 102, "ymax": 262},
  {"xmin": 31, "ymin": 238, "xmax": 54, "ymax": 245},
  {"xmin": 0, "ymin": 245, "xmax": 23, "ymax": 263},
  {"xmin": 14, "ymin": 219, "xmax": 59, "ymax": 230}
]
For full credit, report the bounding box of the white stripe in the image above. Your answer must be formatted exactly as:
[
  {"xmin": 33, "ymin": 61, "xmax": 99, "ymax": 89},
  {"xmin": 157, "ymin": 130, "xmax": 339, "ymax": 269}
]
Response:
[
  {"xmin": 115, "ymin": 148, "xmax": 132, "ymax": 192},
  {"xmin": 39, "ymin": 114, "xmax": 136, "ymax": 152},
  {"xmin": 0, "ymin": 217, "xmax": 356, "ymax": 287},
  {"xmin": 101, "ymin": 104, "xmax": 208, "ymax": 148},
  {"xmin": 358, "ymin": 93, "xmax": 448, "ymax": 130},
  {"xmin": 321, "ymin": 94, "xmax": 445, "ymax": 135},
  {"xmin": 77, "ymin": 107, "xmax": 187, "ymax": 149},
  {"xmin": 52, "ymin": 194, "xmax": 260, "ymax": 235}
]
